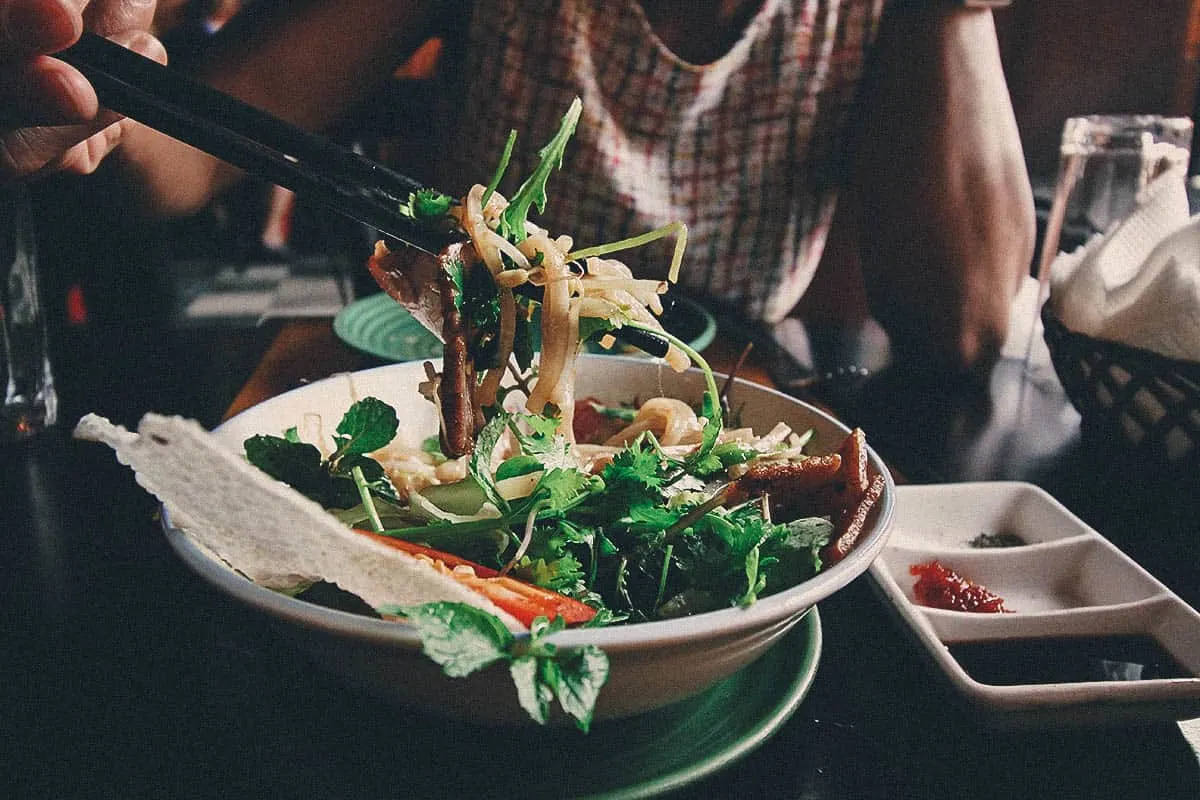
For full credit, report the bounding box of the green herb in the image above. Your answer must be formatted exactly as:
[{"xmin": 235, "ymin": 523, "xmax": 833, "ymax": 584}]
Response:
[
  {"xmin": 398, "ymin": 603, "xmax": 609, "ymax": 731},
  {"xmin": 738, "ymin": 545, "xmax": 766, "ymax": 606},
  {"xmin": 443, "ymin": 257, "xmax": 466, "ymax": 314},
  {"xmin": 495, "ymin": 454, "xmax": 544, "ymax": 481},
  {"xmin": 588, "ymin": 402, "xmax": 637, "ymax": 422},
  {"xmin": 499, "ymin": 97, "xmax": 582, "ymax": 242},
  {"xmin": 401, "ymin": 188, "xmax": 455, "ymax": 220},
  {"xmin": 331, "ymin": 397, "xmax": 399, "ymax": 461},
  {"xmin": 462, "ymin": 258, "xmax": 503, "ymax": 369},
  {"xmin": 969, "ymin": 531, "xmax": 1026, "ymax": 549},
  {"xmin": 468, "ymin": 413, "xmax": 513, "ymax": 513},
  {"xmin": 244, "ymin": 397, "xmax": 399, "ymax": 508},
  {"xmin": 760, "ymin": 517, "xmax": 834, "ymax": 593},
  {"xmin": 690, "ymin": 441, "xmax": 760, "ymax": 478},
  {"xmin": 482, "ymin": 129, "xmax": 518, "ymax": 207},
  {"xmin": 567, "ymin": 220, "xmax": 689, "ymax": 283}
]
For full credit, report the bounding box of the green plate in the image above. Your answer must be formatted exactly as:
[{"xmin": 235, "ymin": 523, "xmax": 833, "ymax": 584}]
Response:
[
  {"xmin": 389, "ymin": 609, "xmax": 821, "ymax": 799},
  {"xmin": 333, "ymin": 292, "xmax": 446, "ymax": 362},
  {"xmin": 334, "ymin": 292, "xmax": 717, "ymax": 363}
]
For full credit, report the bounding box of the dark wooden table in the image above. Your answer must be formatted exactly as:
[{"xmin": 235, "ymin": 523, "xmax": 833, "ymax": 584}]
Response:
[{"xmin": 4, "ymin": 313, "xmax": 1199, "ymax": 800}]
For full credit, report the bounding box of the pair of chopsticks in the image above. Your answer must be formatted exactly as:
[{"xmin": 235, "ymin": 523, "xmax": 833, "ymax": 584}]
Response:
[
  {"xmin": 57, "ymin": 33, "xmax": 675, "ymax": 358},
  {"xmin": 57, "ymin": 32, "xmax": 459, "ymax": 256}
]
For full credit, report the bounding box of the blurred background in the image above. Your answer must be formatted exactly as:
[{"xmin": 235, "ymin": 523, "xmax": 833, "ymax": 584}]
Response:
[{"xmin": 25, "ymin": 0, "xmax": 1200, "ymax": 427}]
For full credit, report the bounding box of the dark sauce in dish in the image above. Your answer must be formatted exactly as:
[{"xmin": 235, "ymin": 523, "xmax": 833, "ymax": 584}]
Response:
[{"xmin": 949, "ymin": 635, "xmax": 1193, "ymax": 686}]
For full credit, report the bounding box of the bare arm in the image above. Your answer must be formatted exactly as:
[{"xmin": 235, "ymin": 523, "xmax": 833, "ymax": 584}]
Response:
[
  {"xmin": 115, "ymin": 0, "xmax": 438, "ymax": 214},
  {"xmin": 848, "ymin": 5, "xmax": 1035, "ymax": 375}
]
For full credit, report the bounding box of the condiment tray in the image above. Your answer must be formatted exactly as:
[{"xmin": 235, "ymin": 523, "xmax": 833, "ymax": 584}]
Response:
[{"xmin": 868, "ymin": 482, "xmax": 1200, "ymax": 728}]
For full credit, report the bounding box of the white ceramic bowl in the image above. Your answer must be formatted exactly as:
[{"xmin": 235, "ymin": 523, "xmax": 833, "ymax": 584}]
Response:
[{"xmin": 165, "ymin": 355, "xmax": 894, "ymax": 724}]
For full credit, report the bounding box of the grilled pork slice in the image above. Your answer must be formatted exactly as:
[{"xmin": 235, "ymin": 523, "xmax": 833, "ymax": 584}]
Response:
[{"xmin": 368, "ymin": 240, "xmax": 482, "ymax": 456}]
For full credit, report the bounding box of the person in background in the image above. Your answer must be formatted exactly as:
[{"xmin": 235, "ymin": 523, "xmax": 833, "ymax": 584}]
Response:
[{"xmin": 0, "ymin": 0, "xmax": 1035, "ymax": 376}]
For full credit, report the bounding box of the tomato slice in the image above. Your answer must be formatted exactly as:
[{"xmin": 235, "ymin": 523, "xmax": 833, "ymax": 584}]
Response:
[
  {"xmin": 572, "ymin": 397, "xmax": 606, "ymax": 443},
  {"xmin": 356, "ymin": 530, "xmax": 596, "ymax": 627},
  {"xmin": 452, "ymin": 572, "xmax": 597, "ymax": 628}
]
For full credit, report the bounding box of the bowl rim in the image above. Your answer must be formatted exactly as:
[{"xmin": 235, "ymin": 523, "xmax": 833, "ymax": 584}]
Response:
[{"xmin": 166, "ymin": 355, "xmax": 894, "ymax": 649}]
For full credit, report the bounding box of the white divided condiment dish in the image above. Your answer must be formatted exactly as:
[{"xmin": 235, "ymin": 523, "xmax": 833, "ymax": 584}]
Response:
[{"xmin": 869, "ymin": 482, "xmax": 1200, "ymax": 728}]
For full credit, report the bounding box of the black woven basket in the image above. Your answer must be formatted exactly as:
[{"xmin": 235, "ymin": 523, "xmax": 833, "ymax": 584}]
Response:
[{"xmin": 1042, "ymin": 303, "xmax": 1200, "ymax": 472}]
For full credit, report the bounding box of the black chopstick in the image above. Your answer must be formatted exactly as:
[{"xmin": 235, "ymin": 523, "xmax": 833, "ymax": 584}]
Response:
[
  {"xmin": 511, "ymin": 282, "xmax": 673, "ymax": 358},
  {"xmin": 56, "ymin": 32, "xmax": 459, "ymax": 255}
]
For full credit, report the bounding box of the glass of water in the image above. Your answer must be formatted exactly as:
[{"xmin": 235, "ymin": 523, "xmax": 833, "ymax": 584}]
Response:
[{"xmin": 1, "ymin": 181, "xmax": 57, "ymax": 441}]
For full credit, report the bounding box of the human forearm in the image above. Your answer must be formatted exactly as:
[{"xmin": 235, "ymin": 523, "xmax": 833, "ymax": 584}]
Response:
[{"xmin": 851, "ymin": 5, "xmax": 1035, "ymax": 374}]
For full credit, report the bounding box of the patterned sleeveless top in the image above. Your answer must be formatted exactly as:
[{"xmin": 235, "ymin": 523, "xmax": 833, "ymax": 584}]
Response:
[{"xmin": 434, "ymin": 0, "xmax": 886, "ymax": 323}]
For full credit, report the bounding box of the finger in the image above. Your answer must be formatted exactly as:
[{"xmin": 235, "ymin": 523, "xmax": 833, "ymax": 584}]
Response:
[
  {"xmin": 0, "ymin": 109, "xmax": 119, "ymax": 177},
  {"xmin": 110, "ymin": 26, "xmax": 166, "ymax": 63},
  {"xmin": 0, "ymin": 28, "xmax": 164, "ymax": 127},
  {"xmin": 0, "ymin": 0, "xmax": 82, "ymax": 58},
  {"xmin": 82, "ymin": 0, "xmax": 157, "ymax": 36},
  {"xmin": 42, "ymin": 114, "xmax": 125, "ymax": 174},
  {"xmin": 0, "ymin": 54, "xmax": 98, "ymax": 126}
]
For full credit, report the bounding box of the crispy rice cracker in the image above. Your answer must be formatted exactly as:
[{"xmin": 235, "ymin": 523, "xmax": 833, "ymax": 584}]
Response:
[{"xmin": 75, "ymin": 413, "xmax": 523, "ymax": 631}]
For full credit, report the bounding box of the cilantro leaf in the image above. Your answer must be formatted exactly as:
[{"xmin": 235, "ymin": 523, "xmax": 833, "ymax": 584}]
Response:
[
  {"xmin": 401, "ymin": 188, "xmax": 454, "ymax": 220},
  {"xmin": 509, "ymin": 413, "xmax": 566, "ymax": 455},
  {"xmin": 602, "ymin": 439, "xmax": 669, "ymax": 499},
  {"xmin": 533, "ymin": 468, "xmax": 597, "ymax": 511}
]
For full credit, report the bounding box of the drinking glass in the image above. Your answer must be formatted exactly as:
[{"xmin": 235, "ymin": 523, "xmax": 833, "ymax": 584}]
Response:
[
  {"xmin": 1025, "ymin": 114, "xmax": 1193, "ymax": 372},
  {"xmin": 1, "ymin": 182, "xmax": 57, "ymax": 441}
]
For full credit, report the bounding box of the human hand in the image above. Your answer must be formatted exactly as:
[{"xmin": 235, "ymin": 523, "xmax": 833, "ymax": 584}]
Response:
[{"xmin": 0, "ymin": 0, "xmax": 165, "ymax": 180}]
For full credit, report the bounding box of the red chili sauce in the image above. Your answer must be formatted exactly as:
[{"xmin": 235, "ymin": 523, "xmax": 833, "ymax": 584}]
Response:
[{"xmin": 909, "ymin": 560, "xmax": 1010, "ymax": 613}]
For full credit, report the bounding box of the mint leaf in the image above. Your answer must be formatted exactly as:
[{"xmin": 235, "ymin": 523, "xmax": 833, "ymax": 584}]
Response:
[
  {"xmin": 761, "ymin": 517, "xmax": 833, "ymax": 592},
  {"xmin": 510, "ymin": 656, "xmax": 556, "ymax": 724},
  {"xmin": 401, "ymin": 602, "xmax": 513, "ymax": 678},
  {"xmin": 244, "ymin": 434, "xmax": 326, "ymax": 491},
  {"xmin": 332, "ymin": 397, "xmax": 398, "ymax": 460},
  {"xmin": 400, "ymin": 605, "xmax": 611, "ymax": 732},
  {"xmin": 469, "ymin": 412, "xmax": 513, "ymax": 513},
  {"xmin": 244, "ymin": 434, "xmax": 359, "ymax": 508},
  {"xmin": 555, "ymin": 646, "xmax": 609, "ymax": 733}
]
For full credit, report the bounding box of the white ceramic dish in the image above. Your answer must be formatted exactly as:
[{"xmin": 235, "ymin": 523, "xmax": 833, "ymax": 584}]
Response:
[
  {"xmin": 869, "ymin": 482, "xmax": 1200, "ymax": 728},
  {"xmin": 164, "ymin": 355, "xmax": 894, "ymax": 724}
]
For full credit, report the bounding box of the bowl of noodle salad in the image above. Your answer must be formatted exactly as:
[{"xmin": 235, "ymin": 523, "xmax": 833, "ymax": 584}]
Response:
[
  {"xmin": 135, "ymin": 99, "xmax": 893, "ymax": 729},
  {"xmin": 197, "ymin": 352, "xmax": 893, "ymax": 727}
]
